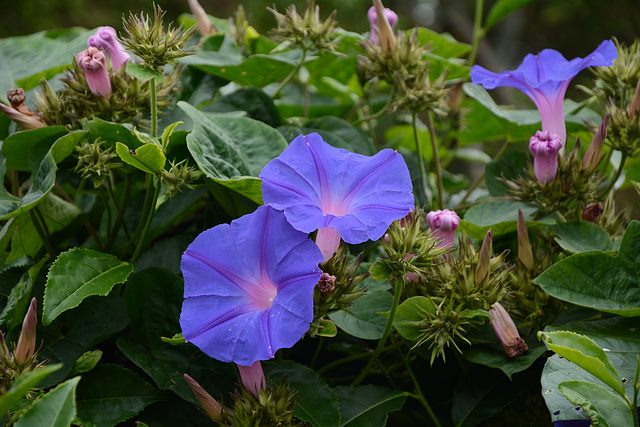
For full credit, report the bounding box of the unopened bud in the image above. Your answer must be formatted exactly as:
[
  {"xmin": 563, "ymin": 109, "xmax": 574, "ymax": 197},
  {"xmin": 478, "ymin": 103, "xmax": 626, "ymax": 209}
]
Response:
[
  {"xmin": 583, "ymin": 115, "xmax": 609, "ymax": 174},
  {"xmin": 489, "ymin": 302, "xmax": 528, "ymax": 358},
  {"xmin": 529, "ymin": 130, "xmax": 562, "ymax": 185},
  {"xmin": 77, "ymin": 47, "xmax": 111, "ymax": 98},
  {"xmin": 583, "ymin": 202, "xmax": 604, "ymax": 222},
  {"xmin": 426, "ymin": 209, "xmax": 460, "ymax": 247},
  {"xmin": 188, "ymin": 0, "xmax": 214, "ymax": 36},
  {"xmin": 0, "ymin": 102, "xmax": 45, "ymax": 129},
  {"xmin": 372, "ymin": 0, "xmax": 396, "ymax": 51},
  {"xmin": 475, "ymin": 229, "xmax": 492, "ymax": 284},
  {"xmin": 15, "ymin": 298, "xmax": 37, "ymax": 366},
  {"xmin": 88, "ymin": 27, "xmax": 130, "ymax": 70},
  {"xmin": 237, "ymin": 360, "xmax": 266, "ymax": 399},
  {"xmin": 317, "ymin": 272, "xmax": 337, "ymax": 294},
  {"xmin": 184, "ymin": 374, "xmax": 223, "ymax": 420},
  {"xmin": 516, "ymin": 210, "xmax": 534, "ymax": 271},
  {"xmin": 367, "ymin": 3, "xmax": 397, "ymax": 45},
  {"xmin": 629, "ymin": 78, "xmax": 640, "ymax": 118}
]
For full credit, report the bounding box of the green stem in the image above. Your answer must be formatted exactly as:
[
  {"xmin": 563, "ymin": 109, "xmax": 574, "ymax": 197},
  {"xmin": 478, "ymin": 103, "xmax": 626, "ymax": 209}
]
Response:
[
  {"xmin": 150, "ymin": 76, "xmax": 158, "ymax": 139},
  {"xmin": 316, "ymin": 344, "xmax": 397, "ymax": 376},
  {"xmin": 411, "ymin": 111, "xmax": 432, "ymax": 206},
  {"xmin": 272, "ymin": 49, "xmax": 307, "ymax": 99},
  {"xmin": 457, "ymin": 138, "xmax": 509, "ymax": 207},
  {"xmin": 352, "ymin": 279, "xmax": 403, "ymax": 386},
  {"xmin": 99, "ymin": 187, "xmax": 113, "ymax": 249},
  {"xmin": 310, "ymin": 337, "xmax": 324, "ymax": 369},
  {"xmin": 425, "ymin": 111, "xmax": 444, "ymax": 209},
  {"xmin": 467, "ymin": 0, "xmax": 485, "ymax": 68},
  {"xmin": 28, "ymin": 210, "xmax": 56, "ymax": 259},
  {"xmin": 396, "ymin": 339, "xmax": 442, "ymax": 427},
  {"xmin": 130, "ymin": 175, "xmax": 162, "ymax": 263},
  {"xmin": 353, "ymin": 89, "xmax": 396, "ymax": 126},
  {"xmin": 109, "ymin": 171, "xmax": 132, "ymax": 246},
  {"xmin": 600, "ymin": 151, "xmax": 627, "ymax": 197}
]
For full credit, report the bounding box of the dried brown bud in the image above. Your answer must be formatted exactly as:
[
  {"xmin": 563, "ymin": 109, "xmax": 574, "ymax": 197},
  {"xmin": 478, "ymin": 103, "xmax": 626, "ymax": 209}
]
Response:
[
  {"xmin": 317, "ymin": 272, "xmax": 337, "ymax": 294},
  {"xmin": 583, "ymin": 202, "xmax": 605, "ymax": 222}
]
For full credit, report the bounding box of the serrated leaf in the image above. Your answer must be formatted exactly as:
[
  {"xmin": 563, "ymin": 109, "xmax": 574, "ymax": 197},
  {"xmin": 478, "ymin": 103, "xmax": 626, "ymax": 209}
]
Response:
[
  {"xmin": 14, "ymin": 377, "xmax": 80, "ymax": 427},
  {"xmin": 76, "ymin": 364, "xmax": 163, "ymax": 427},
  {"xmin": 559, "ymin": 380, "xmax": 634, "ymax": 427},
  {"xmin": 0, "ymin": 364, "xmax": 62, "ymax": 418},
  {"xmin": 43, "ymin": 248, "xmax": 134, "ymax": 325},
  {"xmin": 334, "ymin": 385, "xmax": 407, "ymax": 427},
  {"xmin": 126, "ymin": 62, "xmax": 165, "ymax": 83},
  {"xmin": 540, "ymin": 331, "xmax": 625, "ymax": 397},
  {"xmin": 534, "ymin": 220, "xmax": 640, "ymax": 316},
  {"xmin": 263, "ymin": 360, "xmax": 340, "ymax": 427},
  {"xmin": 115, "ymin": 141, "xmax": 166, "ymax": 175}
]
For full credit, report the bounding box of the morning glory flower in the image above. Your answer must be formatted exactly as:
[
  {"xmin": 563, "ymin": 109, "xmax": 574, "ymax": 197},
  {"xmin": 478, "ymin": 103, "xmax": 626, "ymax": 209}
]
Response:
[
  {"xmin": 260, "ymin": 133, "xmax": 414, "ymax": 260},
  {"xmin": 426, "ymin": 209, "xmax": 460, "ymax": 247},
  {"xmin": 470, "ymin": 40, "xmax": 617, "ymax": 145},
  {"xmin": 367, "ymin": 3, "xmax": 398, "ymax": 45},
  {"xmin": 88, "ymin": 27, "xmax": 130, "ymax": 71},
  {"xmin": 180, "ymin": 205, "xmax": 323, "ymax": 366},
  {"xmin": 529, "ymin": 130, "xmax": 563, "ymax": 185},
  {"xmin": 77, "ymin": 47, "xmax": 111, "ymax": 98}
]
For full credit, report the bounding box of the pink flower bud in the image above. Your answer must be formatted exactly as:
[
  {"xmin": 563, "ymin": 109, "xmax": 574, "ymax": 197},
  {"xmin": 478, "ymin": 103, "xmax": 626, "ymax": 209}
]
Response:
[
  {"xmin": 489, "ymin": 303, "xmax": 528, "ymax": 358},
  {"xmin": 188, "ymin": 0, "xmax": 214, "ymax": 36},
  {"xmin": 88, "ymin": 27, "xmax": 130, "ymax": 70},
  {"xmin": 426, "ymin": 209, "xmax": 460, "ymax": 247},
  {"xmin": 77, "ymin": 47, "xmax": 111, "ymax": 98},
  {"xmin": 583, "ymin": 115, "xmax": 609, "ymax": 174},
  {"xmin": 183, "ymin": 374, "xmax": 223, "ymax": 420},
  {"xmin": 316, "ymin": 226, "xmax": 341, "ymax": 261},
  {"xmin": 236, "ymin": 360, "xmax": 265, "ymax": 399},
  {"xmin": 15, "ymin": 298, "xmax": 37, "ymax": 366},
  {"xmin": 529, "ymin": 130, "xmax": 563, "ymax": 185},
  {"xmin": 0, "ymin": 102, "xmax": 45, "ymax": 129},
  {"xmin": 368, "ymin": 1, "xmax": 398, "ymax": 47}
]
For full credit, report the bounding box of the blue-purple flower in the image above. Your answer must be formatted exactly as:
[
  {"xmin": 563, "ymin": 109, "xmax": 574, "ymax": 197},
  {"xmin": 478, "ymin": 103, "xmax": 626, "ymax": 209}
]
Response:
[
  {"xmin": 470, "ymin": 40, "xmax": 617, "ymax": 145},
  {"xmin": 180, "ymin": 205, "xmax": 323, "ymax": 366},
  {"xmin": 529, "ymin": 130, "xmax": 563, "ymax": 185},
  {"xmin": 260, "ymin": 133, "xmax": 414, "ymax": 260},
  {"xmin": 88, "ymin": 26, "xmax": 130, "ymax": 70}
]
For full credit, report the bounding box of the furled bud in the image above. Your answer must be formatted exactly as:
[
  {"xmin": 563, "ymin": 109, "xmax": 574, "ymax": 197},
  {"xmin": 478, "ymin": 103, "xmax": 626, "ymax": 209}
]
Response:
[
  {"xmin": 426, "ymin": 209, "xmax": 460, "ymax": 247},
  {"xmin": 475, "ymin": 229, "xmax": 492, "ymax": 285},
  {"xmin": 0, "ymin": 102, "xmax": 45, "ymax": 129},
  {"xmin": 188, "ymin": 0, "xmax": 214, "ymax": 36},
  {"xmin": 77, "ymin": 47, "xmax": 111, "ymax": 98},
  {"xmin": 15, "ymin": 298, "xmax": 38, "ymax": 367},
  {"xmin": 629, "ymin": 78, "xmax": 640, "ymax": 119},
  {"xmin": 316, "ymin": 227, "xmax": 341, "ymax": 261},
  {"xmin": 529, "ymin": 130, "xmax": 563, "ymax": 185},
  {"xmin": 367, "ymin": 3, "xmax": 397, "ymax": 44},
  {"xmin": 489, "ymin": 303, "xmax": 528, "ymax": 358},
  {"xmin": 237, "ymin": 361, "xmax": 266, "ymax": 399},
  {"xmin": 88, "ymin": 26, "xmax": 130, "ymax": 70},
  {"xmin": 583, "ymin": 115, "xmax": 609, "ymax": 174},
  {"xmin": 184, "ymin": 374, "xmax": 223, "ymax": 421},
  {"xmin": 371, "ymin": 0, "xmax": 396, "ymax": 51},
  {"xmin": 516, "ymin": 210, "xmax": 534, "ymax": 271}
]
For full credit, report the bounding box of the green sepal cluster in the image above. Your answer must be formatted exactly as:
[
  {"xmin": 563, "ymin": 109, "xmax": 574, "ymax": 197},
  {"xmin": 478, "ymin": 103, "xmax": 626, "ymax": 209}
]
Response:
[{"xmin": 269, "ymin": 1, "xmax": 338, "ymax": 53}]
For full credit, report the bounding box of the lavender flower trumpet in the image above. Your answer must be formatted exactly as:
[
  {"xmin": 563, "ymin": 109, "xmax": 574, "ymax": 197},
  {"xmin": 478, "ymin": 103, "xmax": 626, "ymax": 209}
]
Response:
[
  {"xmin": 489, "ymin": 302, "xmax": 528, "ymax": 358},
  {"xmin": 260, "ymin": 133, "xmax": 414, "ymax": 260},
  {"xmin": 77, "ymin": 47, "xmax": 111, "ymax": 98},
  {"xmin": 529, "ymin": 130, "xmax": 563, "ymax": 185},
  {"xmin": 88, "ymin": 26, "xmax": 130, "ymax": 70},
  {"xmin": 471, "ymin": 40, "xmax": 617, "ymax": 145},
  {"xmin": 426, "ymin": 209, "xmax": 460, "ymax": 247},
  {"xmin": 367, "ymin": 3, "xmax": 398, "ymax": 45}
]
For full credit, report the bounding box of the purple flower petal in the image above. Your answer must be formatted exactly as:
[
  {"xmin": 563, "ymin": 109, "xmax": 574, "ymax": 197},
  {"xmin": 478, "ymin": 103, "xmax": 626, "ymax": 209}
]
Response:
[
  {"xmin": 470, "ymin": 40, "xmax": 617, "ymax": 145},
  {"xmin": 260, "ymin": 133, "xmax": 414, "ymax": 244},
  {"xmin": 180, "ymin": 205, "xmax": 323, "ymax": 366}
]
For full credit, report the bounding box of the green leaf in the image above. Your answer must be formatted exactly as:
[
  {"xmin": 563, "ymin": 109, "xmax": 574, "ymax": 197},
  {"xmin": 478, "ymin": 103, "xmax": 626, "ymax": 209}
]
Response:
[
  {"xmin": 0, "ymin": 258, "xmax": 45, "ymax": 330},
  {"xmin": 559, "ymin": 380, "xmax": 634, "ymax": 427},
  {"xmin": 115, "ymin": 141, "xmax": 166, "ymax": 174},
  {"xmin": 540, "ymin": 331, "xmax": 625, "ymax": 397},
  {"xmin": 369, "ymin": 261, "xmax": 392, "ymax": 282},
  {"xmin": 0, "ymin": 364, "xmax": 62, "ymax": 418},
  {"xmin": 551, "ymin": 221, "xmax": 613, "ymax": 253},
  {"xmin": 69, "ymin": 350, "xmax": 103, "ymax": 376},
  {"xmin": 263, "ymin": 360, "xmax": 340, "ymax": 427},
  {"xmin": 14, "ymin": 377, "xmax": 80, "ymax": 427},
  {"xmin": 330, "ymin": 291, "xmax": 392, "ymax": 340},
  {"xmin": 392, "ymin": 296, "xmax": 436, "ymax": 342},
  {"xmin": 125, "ymin": 62, "xmax": 165, "ymax": 83},
  {"xmin": 202, "ymin": 87, "xmax": 282, "ymax": 128},
  {"xmin": 415, "ymin": 27, "xmax": 470, "ymax": 58},
  {"xmin": 160, "ymin": 333, "xmax": 185, "ymax": 345},
  {"xmin": 161, "ymin": 121, "xmax": 183, "ymax": 149},
  {"xmin": 541, "ymin": 317, "xmax": 640, "ymax": 422},
  {"xmin": 334, "ymin": 385, "xmax": 407, "ymax": 427},
  {"xmin": 43, "ymin": 248, "xmax": 134, "ymax": 325},
  {"xmin": 484, "ymin": 150, "xmax": 528, "ymax": 196},
  {"xmin": 534, "ymin": 220, "xmax": 640, "ymax": 316},
  {"xmin": 81, "ymin": 118, "xmax": 143, "ymax": 149},
  {"xmin": 179, "ymin": 101, "xmax": 287, "ymax": 204},
  {"xmin": 484, "ymin": 0, "xmax": 535, "ymax": 32},
  {"xmin": 76, "ymin": 364, "xmax": 163, "ymax": 427},
  {"xmin": 2, "ymin": 126, "xmax": 68, "ymax": 172},
  {"xmin": 316, "ymin": 318, "xmax": 338, "ymax": 337},
  {"xmin": 460, "ymin": 200, "xmax": 548, "ymax": 240}
]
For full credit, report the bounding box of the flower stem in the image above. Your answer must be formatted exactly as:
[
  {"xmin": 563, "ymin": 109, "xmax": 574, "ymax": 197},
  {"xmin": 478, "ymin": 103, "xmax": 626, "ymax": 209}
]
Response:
[
  {"xmin": 457, "ymin": 138, "xmax": 510, "ymax": 207},
  {"xmin": 467, "ymin": 0, "xmax": 485, "ymax": 67},
  {"xmin": 131, "ymin": 175, "xmax": 162, "ymax": 263},
  {"xmin": 600, "ymin": 151, "xmax": 627, "ymax": 197},
  {"xmin": 352, "ymin": 278, "xmax": 403, "ymax": 385},
  {"xmin": 28, "ymin": 210, "xmax": 56, "ymax": 259},
  {"xmin": 108, "ymin": 171, "xmax": 132, "ymax": 246},
  {"xmin": 316, "ymin": 344, "xmax": 397, "ymax": 375},
  {"xmin": 411, "ymin": 111, "xmax": 432, "ymax": 206},
  {"xmin": 395, "ymin": 338, "xmax": 442, "ymax": 427},
  {"xmin": 353, "ymin": 89, "xmax": 396, "ymax": 126},
  {"xmin": 150, "ymin": 76, "xmax": 158, "ymax": 139},
  {"xmin": 272, "ymin": 49, "xmax": 307, "ymax": 99},
  {"xmin": 425, "ymin": 111, "xmax": 444, "ymax": 209}
]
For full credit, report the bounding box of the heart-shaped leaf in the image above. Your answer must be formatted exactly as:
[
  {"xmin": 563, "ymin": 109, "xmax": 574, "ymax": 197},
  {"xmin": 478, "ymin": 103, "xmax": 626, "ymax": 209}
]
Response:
[
  {"xmin": 330, "ymin": 291, "xmax": 392, "ymax": 340},
  {"xmin": 534, "ymin": 220, "xmax": 640, "ymax": 316},
  {"xmin": 126, "ymin": 62, "xmax": 165, "ymax": 83},
  {"xmin": 116, "ymin": 141, "xmax": 166, "ymax": 174},
  {"xmin": 551, "ymin": 221, "xmax": 613, "ymax": 253},
  {"xmin": 43, "ymin": 248, "xmax": 134, "ymax": 324}
]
